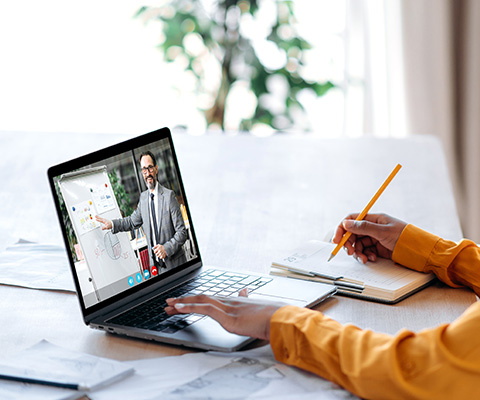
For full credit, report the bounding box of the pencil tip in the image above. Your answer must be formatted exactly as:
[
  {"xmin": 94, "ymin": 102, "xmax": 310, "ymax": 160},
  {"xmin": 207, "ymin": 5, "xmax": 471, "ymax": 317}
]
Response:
[{"xmin": 327, "ymin": 254, "xmax": 334, "ymax": 262}]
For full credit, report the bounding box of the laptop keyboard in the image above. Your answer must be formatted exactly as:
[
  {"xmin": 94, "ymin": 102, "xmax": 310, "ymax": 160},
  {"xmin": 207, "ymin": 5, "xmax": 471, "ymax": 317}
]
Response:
[{"xmin": 107, "ymin": 269, "xmax": 272, "ymax": 334}]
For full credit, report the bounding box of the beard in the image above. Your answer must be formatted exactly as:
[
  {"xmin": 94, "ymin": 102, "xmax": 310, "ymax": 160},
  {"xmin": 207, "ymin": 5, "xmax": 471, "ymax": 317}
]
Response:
[{"xmin": 145, "ymin": 174, "xmax": 157, "ymax": 190}]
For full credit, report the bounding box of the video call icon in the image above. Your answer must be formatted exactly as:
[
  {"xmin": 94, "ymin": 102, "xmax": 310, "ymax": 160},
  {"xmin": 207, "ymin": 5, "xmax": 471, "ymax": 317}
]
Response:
[{"xmin": 143, "ymin": 269, "xmax": 150, "ymax": 280}]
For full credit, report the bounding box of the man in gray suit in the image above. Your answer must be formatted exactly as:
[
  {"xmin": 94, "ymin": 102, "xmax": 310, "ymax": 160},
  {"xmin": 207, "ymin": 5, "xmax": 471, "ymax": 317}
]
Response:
[{"xmin": 96, "ymin": 151, "xmax": 187, "ymax": 272}]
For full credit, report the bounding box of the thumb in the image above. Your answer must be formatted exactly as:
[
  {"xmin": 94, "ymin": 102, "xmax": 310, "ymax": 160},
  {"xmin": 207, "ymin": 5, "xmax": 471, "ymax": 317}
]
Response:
[{"xmin": 343, "ymin": 219, "xmax": 383, "ymax": 240}]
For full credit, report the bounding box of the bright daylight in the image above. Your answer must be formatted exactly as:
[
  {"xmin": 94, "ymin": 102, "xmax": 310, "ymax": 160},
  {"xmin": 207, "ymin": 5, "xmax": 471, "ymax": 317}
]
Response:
[{"xmin": 1, "ymin": 1, "xmax": 480, "ymax": 399}]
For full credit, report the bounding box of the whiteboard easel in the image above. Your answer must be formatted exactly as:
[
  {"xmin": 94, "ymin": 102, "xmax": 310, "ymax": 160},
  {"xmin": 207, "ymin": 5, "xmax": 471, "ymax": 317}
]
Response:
[{"xmin": 59, "ymin": 166, "xmax": 140, "ymax": 303}]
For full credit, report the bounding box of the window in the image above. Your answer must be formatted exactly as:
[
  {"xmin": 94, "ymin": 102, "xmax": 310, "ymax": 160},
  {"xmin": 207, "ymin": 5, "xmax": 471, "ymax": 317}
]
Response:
[{"xmin": 0, "ymin": 1, "xmax": 403, "ymax": 137}]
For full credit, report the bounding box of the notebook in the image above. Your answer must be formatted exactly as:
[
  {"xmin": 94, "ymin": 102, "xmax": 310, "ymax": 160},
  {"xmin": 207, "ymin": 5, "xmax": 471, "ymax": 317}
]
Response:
[
  {"xmin": 271, "ymin": 240, "xmax": 434, "ymax": 304},
  {"xmin": 47, "ymin": 127, "xmax": 336, "ymax": 352}
]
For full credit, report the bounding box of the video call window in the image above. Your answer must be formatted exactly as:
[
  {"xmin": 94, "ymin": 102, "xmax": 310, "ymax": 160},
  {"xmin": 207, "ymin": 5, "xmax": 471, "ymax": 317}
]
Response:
[{"xmin": 53, "ymin": 138, "xmax": 198, "ymax": 308}]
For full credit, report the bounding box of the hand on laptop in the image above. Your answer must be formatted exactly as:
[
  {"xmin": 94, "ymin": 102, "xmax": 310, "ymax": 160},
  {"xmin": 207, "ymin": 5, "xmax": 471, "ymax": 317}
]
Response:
[
  {"xmin": 332, "ymin": 213, "xmax": 407, "ymax": 264},
  {"xmin": 165, "ymin": 292, "xmax": 285, "ymax": 340},
  {"xmin": 95, "ymin": 215, "xmax": 113, "ymax": 230}
]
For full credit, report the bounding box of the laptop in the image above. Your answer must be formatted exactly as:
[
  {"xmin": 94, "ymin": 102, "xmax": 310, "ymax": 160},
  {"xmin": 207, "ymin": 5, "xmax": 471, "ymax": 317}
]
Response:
[{"xmin": 48, "ymin": 127, "xmax": 336, "ymax": 352}]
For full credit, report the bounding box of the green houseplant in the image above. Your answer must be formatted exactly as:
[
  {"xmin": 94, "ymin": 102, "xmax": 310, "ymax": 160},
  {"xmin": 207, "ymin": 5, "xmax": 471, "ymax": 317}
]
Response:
[{"xmin": 136, "ymin": 0, "xmax": 334, "ymax": 131}]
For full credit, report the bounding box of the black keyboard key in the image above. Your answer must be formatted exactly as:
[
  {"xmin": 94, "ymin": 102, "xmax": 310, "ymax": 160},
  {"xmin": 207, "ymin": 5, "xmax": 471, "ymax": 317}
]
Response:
[{"xmin": 162, "ymin": 326, "xmax": 180, "ymax": 334}]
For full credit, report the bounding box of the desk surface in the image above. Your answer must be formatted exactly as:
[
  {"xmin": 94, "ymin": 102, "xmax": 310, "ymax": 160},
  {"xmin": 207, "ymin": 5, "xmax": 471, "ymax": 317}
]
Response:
[{"xmin": 0, "ymin": 131, "xmax": 475, "ymax": 361}]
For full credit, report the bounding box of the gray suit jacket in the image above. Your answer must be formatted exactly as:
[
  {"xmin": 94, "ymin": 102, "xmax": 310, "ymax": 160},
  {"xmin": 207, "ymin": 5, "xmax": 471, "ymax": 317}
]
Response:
[{"xmin": 112, "ymin": 185, "xmax": 188, "ymax": 270}]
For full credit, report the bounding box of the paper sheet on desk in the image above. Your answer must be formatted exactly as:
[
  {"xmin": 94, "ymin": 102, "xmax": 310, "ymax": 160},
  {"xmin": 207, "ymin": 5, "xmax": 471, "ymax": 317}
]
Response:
[
  {"xmin": 0, "ymin": 379, "xmax": 82, "ymax": 400},
  {"xmin": 0, "ymin": 240, "xmax": 75, "ymax": 292},
  {"xmin": 0, "ymin": 340, "xmax": 134, "ymax": 399},
  {"xmin": 91, "ymin": 345, "xmax": 358, "ymax": 400}
]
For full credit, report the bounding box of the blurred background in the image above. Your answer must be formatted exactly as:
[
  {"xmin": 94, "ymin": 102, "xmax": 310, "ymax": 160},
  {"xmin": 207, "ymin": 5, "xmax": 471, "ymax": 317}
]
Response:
[{"xmin": 0, "ymin": 0, "xmax": 479, "ymax": 241}]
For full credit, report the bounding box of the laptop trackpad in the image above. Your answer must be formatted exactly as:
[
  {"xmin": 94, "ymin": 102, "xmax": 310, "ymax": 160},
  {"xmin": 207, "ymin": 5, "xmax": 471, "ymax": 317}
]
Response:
[
  {"xmin": 247, "ymin": 292, "xmax": 307, "ymax": 308},
  {"xmin": 251, "ymin": 276, "xmax": 334, "ymax": 308}
]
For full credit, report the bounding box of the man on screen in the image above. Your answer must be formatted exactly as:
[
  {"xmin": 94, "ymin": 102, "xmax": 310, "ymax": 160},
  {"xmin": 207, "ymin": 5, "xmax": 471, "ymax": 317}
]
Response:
[{"xmin": 96, "ymin": 151, "xmax": 187, "ymax": 272}]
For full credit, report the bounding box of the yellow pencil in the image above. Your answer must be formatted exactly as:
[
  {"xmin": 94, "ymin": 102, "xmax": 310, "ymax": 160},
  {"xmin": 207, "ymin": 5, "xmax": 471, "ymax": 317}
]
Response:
[{"xmin": 328, "ymin": 163, "xmax": 402, "ymax": 262}]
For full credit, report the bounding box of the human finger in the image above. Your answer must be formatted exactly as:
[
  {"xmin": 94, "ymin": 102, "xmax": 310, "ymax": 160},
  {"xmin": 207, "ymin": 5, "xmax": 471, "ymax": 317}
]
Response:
[
  {"xmin": 166, "ymin": 294, "xmax": 231, "ymax": 313},
  {"xmin": 95, "ymin": 215, "xmax": 112, "ymax": 230},
  {"xmin": 332, "ymin": 213, "xmax": 360, "ymax": 244},
  {"xmin": 353, "ymin": 250, "xmax": 368, "ymax": 264},
  {"xmin": 95, "ymin": 215, "xmax": 106, "ymax": 229},
  {"xmin": 165, "ymin": 295, "xmax": 245, "ymax": 335},
  {"xmin": 341, "ymin": 232, "xmax": 359, "ymax": 256},
  {"xmin": 165, "ymin": 296, "xmax": 226, "ymax": 317},
  {"xmin": 363, "ymin": 249, "xmax": 377, "ymax": 262},
  {"xmin": 159, "ymin": 245, "xmax": 166, "ymax": 259},
  {"xmin": 333, "ymin": 214, "xmax": 362, "ymax": 256},
  {"xmin": 343, "ymin": 216, "xmax": 406, "ymax": 253},
  {"xmin": 343, "ymin": 219, "xmax": 385, "ymax": 242},
  {"xmin": 347, "ymin": 230, "xmax": 376, "ymax": 263},
  {"xmin": 171, "ymin": 302, "xmax": 227, "ymax": 321},
  {"xmin": 152, "ymin": 245, "xmax": 164, "ymax": 258},
  {"xmin": 169, "ymin": 295, "xmax": 284, "ymax": 340},
  {"xmin": 335, "ymin": 213, "xmax": 396, "ymax": 243}
]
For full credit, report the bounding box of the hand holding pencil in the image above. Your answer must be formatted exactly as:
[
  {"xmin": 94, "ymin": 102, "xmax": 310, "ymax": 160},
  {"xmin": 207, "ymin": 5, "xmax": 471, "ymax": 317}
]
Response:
[
  {"xmin": 329, "ymin": 164, "xmax": 406, "ymax": 263},
  {"xmin": 332, "ymin": 213, "xmax": 407, "ymax": 264}
]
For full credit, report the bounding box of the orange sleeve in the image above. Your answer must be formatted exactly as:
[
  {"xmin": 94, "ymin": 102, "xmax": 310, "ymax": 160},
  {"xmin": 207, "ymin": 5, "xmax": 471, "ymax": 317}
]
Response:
[
  {"xmin": 393, "ymin": 224, "xmax": 480, "ymax": 296},
  {"xmin": 270, "ymin": 303, "xmax": 480, "ymax": 399},
  {"xmin": 269, "ymin": 225, "xmax": 480, "ymax": 399}
]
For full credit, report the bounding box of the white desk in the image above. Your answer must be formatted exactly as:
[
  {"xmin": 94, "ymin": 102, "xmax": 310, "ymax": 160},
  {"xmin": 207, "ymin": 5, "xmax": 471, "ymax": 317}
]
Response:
[{"xmin": 0, "ymin": 131, "xmax": 475, "ymax": 361}]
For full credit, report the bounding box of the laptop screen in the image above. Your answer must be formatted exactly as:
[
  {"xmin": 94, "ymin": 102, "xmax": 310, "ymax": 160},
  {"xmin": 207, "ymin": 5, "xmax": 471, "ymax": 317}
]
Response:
[{"xmin": 48, "ymin": 128, "xmax": 200, "ymax": 310}]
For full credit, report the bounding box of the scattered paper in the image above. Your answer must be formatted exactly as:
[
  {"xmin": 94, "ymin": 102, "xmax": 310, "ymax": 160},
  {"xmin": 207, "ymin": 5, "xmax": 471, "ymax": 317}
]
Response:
[
  {"xmin": 91, "ymin": 345, "xmax": 358, "ymax": 400},
  {"xmin": 0, "ymin": 240, "xmax": 75, "ymax": 292},
  {"xmin": 0, "ymin": 340, "xmax": 134, "ymax": 393},
  {"xmin": 0, "ymin": 341, "xmax": 357, "ymax": 399},
  {"xmin": 0, "ymin": 379, "xmax": 82, "ymax": 400}
]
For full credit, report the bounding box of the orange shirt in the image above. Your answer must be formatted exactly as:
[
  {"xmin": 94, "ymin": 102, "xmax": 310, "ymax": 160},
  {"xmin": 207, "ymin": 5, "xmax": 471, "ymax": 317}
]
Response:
[{"xmin": 270, "ymin": 224, "xmax": 480, "ymax": 399}]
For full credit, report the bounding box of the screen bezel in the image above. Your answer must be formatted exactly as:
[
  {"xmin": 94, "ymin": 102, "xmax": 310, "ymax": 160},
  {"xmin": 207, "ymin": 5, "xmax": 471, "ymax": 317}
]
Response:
[{"xmin": 47, "ymin": 127, "xmax": 202, "ymax": 318}]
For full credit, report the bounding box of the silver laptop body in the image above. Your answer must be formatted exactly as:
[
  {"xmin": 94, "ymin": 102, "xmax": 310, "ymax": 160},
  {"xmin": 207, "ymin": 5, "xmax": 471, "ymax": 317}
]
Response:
[{"xmin": 48, "ymin": 128, "xmax": 336, "ymax": 352}]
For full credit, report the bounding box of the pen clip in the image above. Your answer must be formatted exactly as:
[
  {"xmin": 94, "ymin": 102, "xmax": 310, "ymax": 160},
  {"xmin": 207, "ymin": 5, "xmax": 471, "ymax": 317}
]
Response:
[
  {"xmin": 285, "ymin": 268, "xmax": 364, "ymax": 292},
  {"xmin": 287, "ymin": 268, "xmax": 315, "ymax": 277},
  {"xmin": 286, "ymin": 268, "xmax": 343, "ymax": 281},
  {"xmin": 332, "ymin": 281, "xmax": 364, "ymax": 291},
  {"xmin": 309, "ymin": 271, "xmax": 344, "ymax": 281}
]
